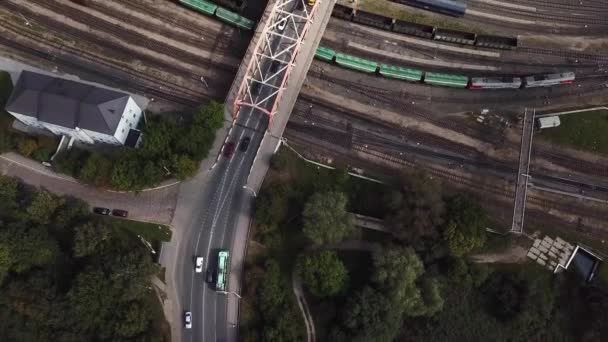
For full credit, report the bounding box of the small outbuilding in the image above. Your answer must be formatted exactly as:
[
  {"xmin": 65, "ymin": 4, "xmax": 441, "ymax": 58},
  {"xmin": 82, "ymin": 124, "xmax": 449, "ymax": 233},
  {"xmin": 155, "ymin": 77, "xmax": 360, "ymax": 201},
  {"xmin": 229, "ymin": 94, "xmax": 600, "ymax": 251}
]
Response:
[{"xmin": 536, "ymin": 116, "xmax": 561, "ymax": 130}]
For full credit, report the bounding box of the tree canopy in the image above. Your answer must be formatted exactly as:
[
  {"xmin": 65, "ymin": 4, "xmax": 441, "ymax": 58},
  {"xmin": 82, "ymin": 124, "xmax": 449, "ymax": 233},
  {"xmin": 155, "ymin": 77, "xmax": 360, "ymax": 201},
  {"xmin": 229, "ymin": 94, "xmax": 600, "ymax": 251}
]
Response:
[
  {"xmin": 372, "ymin": 245, "xmax": 443, "ymax": 317},
  {"xmin": 384, "ymin": 172, "xmax": 444, "ymax": 244},
  {"xmin": 442, "ymin": 195, "xmax": 488, "ymax": 256},
  {"xmin": 302, "ymin": 191, "xmax": 354, "ymax": 245},
  {"xmin": 296, "ymin": 251, "xmax": 349, "ymax": 298},
  {"xmin": 0, "ymin": 175, "xmax": 164, "ymax": 341}
]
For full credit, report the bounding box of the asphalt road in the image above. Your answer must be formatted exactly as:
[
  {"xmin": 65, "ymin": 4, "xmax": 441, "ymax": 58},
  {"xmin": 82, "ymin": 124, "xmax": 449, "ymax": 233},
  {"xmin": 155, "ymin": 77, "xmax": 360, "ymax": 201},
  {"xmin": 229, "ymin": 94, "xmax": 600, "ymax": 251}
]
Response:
[
  {"xmin": 179, "ymin": 108, "xmax": 268, "ymax": 342},
  {"xmin": 178, "ymin": 2, "xmax": 303, "ymax": 341}
]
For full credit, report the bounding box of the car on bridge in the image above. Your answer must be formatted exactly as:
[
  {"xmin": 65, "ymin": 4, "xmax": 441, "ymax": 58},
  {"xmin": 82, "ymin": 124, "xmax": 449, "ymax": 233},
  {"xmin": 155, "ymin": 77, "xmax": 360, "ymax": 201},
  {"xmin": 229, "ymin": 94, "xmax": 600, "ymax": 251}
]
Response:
[
  {"xmin": 224, "ymin": 142, "xmax": 236, "ymax": 157},
  {"xmin": 240, "ymin": 137, "xmax": 251, "ymax": 152}
]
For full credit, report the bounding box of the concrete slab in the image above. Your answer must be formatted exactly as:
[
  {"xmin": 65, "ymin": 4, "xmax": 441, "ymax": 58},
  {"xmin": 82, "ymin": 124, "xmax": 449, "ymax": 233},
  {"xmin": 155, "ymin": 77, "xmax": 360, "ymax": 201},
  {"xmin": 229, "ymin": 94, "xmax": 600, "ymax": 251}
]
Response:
[
  {"xmin": 527, "ymin": 251, "xmax": 538, "ymax": 260},
  {"xmin": 529, "ymin": 247, "xmax": 540, "ymax": 255},
  {"xmin": 533, "ymin": 239, "xmax": 541, "ymax": 248},
  {"xmin": 538, "ymin": 259, "xmax": 547, "ymax": 266}
]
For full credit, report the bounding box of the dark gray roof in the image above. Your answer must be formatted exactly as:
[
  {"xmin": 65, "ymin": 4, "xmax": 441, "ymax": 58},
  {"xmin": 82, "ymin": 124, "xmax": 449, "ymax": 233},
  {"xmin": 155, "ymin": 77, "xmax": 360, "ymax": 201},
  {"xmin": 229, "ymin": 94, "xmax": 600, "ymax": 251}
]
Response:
[{"xmin": 5, "ymin": 71, "xmax": 131, "ymax": 134}]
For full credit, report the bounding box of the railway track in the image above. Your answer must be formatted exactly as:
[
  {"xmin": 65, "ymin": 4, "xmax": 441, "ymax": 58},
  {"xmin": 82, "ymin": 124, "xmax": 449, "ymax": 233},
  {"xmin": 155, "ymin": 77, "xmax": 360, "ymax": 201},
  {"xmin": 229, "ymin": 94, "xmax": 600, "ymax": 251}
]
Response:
[
  {"xmin": 471, "ymin": 3, "xmax": 608, "ymax": 25},
  {"xmin": 326, "ymin": 23, "xmax": 605, "ymax": 72},
  {"xmin": 0, "ymin": 16, "xmax": 203, "ymax": 106},
  {"xmin": 80, "ymin": 0, "xmax": 232, "ymax": 54},
  {"xmin": 505, "ymin": 0, "xmax": 608, "ymax": 11},
  {"xmin": 123, "ymin": 0, "xmax": 240, "ymax": 43},
  {"xmin": 28, "ymin": 0, "xmax": 236, "ymax": 73},
  {"xmin": 286, "ymin": 127, "xmax": 608, "ymax": 226}
]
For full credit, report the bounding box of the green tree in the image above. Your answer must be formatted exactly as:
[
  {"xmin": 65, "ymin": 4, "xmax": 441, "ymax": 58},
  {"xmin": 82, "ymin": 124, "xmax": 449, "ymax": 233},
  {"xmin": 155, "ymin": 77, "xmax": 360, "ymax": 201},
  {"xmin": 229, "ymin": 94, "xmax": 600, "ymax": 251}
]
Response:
[
  {"xmin": 0, "ymin": 176, "xmax": 18, "ymax": 210},
  {"xmin": 372, "ymin": 245, "xmax": 443, "ymax": 316},
  {"xmin": 175, "ymin": 155, "xmax": 198, "ymax": 180},
  {"xmin": 385, "ymin": 172, "xmax": 445, "ymax": 243},
  {"xmin": 302, "ymin": 191, "xmax": 354, "ymax": 245},
  {"xmin": 341, "ymin": 286, "xmax": 403, "ymax": 342},
  {"xmin": 443, "ymin": 195, "xmax": 488, "ymax": 256},
  {"xmin": 296, "ymin": 251, "xmax": 349, "ymax": 298},
  {"xmin": 73, "ymin": 222, "xmax": 113, "ymax": 257},
  {"xmin": 259, "ymin": 260, "xmax": 287, "ymax": 320},
  {"xmin": 115, "ymin": 302, "xmax": 150, "ymax": 337},
  {"xmin": 79, "ymin": 152, "xmax": 112, "ymax": 186},
  {"xmin": 0, "ymin": 224, "xmax": 58, "ymax": 274},
  {"xmin": 27, "ymin": 190, "xmax": 64, "ymax": 224},
  {"xmin": 141, "ymin": 118, "xmax": 176, "ymax": 158},
  {"xmin": 17, "ymin": 137, "xmax": 38, "ymax": 157}
]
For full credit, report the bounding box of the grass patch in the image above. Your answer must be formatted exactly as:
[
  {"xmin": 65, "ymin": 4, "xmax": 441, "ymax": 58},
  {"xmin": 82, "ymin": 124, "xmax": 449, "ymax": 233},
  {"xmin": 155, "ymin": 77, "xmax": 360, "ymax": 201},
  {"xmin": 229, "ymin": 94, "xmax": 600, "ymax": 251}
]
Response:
[
  {"xmin": 345, "ymin": 0, "xmax": 486, "ymax": 34},
  {"xmin": 538, "ymin": 110, "xmax": 608, "ymax": 155},
  {"xmin": 103, "ymin": 216, "xmax": 172, "ymax": 242}
]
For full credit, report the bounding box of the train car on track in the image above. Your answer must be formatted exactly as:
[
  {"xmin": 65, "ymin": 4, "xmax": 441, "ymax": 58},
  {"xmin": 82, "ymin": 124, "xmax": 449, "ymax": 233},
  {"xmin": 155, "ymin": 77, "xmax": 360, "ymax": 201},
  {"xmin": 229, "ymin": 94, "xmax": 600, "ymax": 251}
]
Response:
[
  {"xmin": 215, "ymin": 7, "xmax": 255, "ymax": 30},
  {"xmin": 335, "ymin": 53, "xmax": 378, "ymax": 73},
  {"xmin": 379, "ymin": 64, "xmax": 424, "ymax": 82},
  {"xmin": 179, "ymin": 0, "xmax": 255, "ymax": 30},
  {"xmin": 469, "ymin": 77, "xmax": 522, "ymax": 89},
  {"xmin": 434, "ymin": 28, "xmax": 476, "ymax": 45},
  {"xmin": 392, "ymin": 20, "xmax": 435, "ymax": 39},
  {"xmin": 389, "ymin": 0, "xmax": 466, "ymax": 17},
  {"xmin": 315, "ymin": 47, "xmax": 336, "ymax": 62},
  {"xmin": 475, "ymin": 34, "xmax": 518, "ymax": 50},
  {"xmin": 424, "ymin": 72, "xmax": 469, "ymax": 88},
  {"xmin": 352, "ymin": 9, "xmax": 394, "ymax": 31},
  {"xmin": 180, "ymin": 0, "xmax": 217, "ymax": 16},
  {"xmin": 332, "ymin": 3, "xmax": 354, "ymax": 20},
  {"xmin": 523, "ymin": 72, "xmax": 575, "ymax": 88}
]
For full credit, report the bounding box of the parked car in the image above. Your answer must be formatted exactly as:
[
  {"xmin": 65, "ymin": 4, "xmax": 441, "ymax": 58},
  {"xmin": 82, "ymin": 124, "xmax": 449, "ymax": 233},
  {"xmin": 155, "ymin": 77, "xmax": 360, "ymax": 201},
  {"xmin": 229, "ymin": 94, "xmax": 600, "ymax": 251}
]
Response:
[
  {"xmin": 184, "ymin": 311, "xmax": 192, "ymax": 329},
  {"xmin": 93, "ymin": 207, "xmax": 110, "ymax": 215},
  {"xmin": 206, "ymin": 269, "xmax": 215, "ymax": 284},
  {"xmin": 111, "ymin": 209, "xmax": 129, "ymax": 218},
  {"xmin": 223, "ymin": 142, "xmax": 236, "ymax": 157},
  {"xmin": 195, "ymin": 256, "xmax": 204, "ymax": 273},
  {"xmin": 240, "ymin": 137, "xmax": 251, "ymax": 152}
]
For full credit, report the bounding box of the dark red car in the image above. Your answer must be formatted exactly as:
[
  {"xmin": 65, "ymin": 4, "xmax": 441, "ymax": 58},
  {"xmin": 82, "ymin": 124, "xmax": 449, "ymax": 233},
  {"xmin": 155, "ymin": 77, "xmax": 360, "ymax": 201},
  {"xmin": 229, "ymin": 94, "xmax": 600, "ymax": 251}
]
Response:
[
  {"xmin": 223, "ymin": 142, "xmax": 236, "ymax": 157},
  {"xmin": 111, "ymin": 209, "xmax": 129, "ymax": 218}
]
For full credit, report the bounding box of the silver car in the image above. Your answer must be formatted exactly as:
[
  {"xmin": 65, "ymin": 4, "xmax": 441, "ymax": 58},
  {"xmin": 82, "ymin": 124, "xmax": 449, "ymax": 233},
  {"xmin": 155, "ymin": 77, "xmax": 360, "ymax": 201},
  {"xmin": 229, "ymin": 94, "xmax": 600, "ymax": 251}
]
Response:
[{"xmin": 184, "ymin": 311, "xmax": 192, "ymax": 329}]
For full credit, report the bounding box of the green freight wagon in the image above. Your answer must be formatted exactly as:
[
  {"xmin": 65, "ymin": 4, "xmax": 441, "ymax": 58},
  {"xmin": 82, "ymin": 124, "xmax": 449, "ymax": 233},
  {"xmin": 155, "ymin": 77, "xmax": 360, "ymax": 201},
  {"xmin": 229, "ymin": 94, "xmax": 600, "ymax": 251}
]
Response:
[
  {"xmin": 315, "ymin": 46, "xmax": 336, "ymax": 62},
  {"xmin": 179, "ymin": 0, "xmax": 217, "ymax": 16},
  {"xmin": 215, "ymin": 7, "xmax": 255, "ymax": 30},
  {"xmin": 216, "ymin": 250, "xmax": 229, "ymax": 292},
  {"xmin": 335, "ymin": 53, "xmax": 378, "ymax": 73},
  {"xmin": 424, "ymin": 72, "xmax": 468, "ymax": 88},
  {"xmin": 379, "ymin": 64, "xmax": 423, "ymax": 82}
]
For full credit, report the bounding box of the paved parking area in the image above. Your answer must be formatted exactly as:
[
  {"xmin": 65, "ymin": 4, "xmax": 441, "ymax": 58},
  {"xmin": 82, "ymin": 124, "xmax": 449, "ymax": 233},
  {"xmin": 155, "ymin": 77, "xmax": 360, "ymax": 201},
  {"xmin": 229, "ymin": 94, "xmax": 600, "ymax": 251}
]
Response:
[{"xmin": 0, "ymin": 152, "xmax": 178, "ymax": 224}]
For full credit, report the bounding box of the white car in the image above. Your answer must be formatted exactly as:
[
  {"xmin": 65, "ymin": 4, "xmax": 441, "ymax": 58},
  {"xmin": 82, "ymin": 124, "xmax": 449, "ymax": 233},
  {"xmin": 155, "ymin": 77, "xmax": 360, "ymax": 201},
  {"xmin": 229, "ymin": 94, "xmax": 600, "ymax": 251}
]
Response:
[
  {"xmin": 195, "ymin": 256, "xmax": 204, "ymax": 273},
  {"xmin": 184, "ymin": 311, "xmax": 192, "ymax": 329},
  {"xmin": 278, "ymin": 18, "xmax": 287, "ymax": 31}
]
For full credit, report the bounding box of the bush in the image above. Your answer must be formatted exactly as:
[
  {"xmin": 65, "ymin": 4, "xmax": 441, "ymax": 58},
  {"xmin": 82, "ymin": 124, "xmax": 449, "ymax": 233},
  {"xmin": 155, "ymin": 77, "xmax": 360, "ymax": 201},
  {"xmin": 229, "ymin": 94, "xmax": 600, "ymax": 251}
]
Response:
[
  {"xmin": 79, "ymin": 152, "xmax": 112, "ymax": 186},
  {"xmin": 17, "ymin": 138, "xmax": 38, "ymax": 157},
  {"xmin": 296, "ymin": 251, "xmax": 349, "ymax": 298}
]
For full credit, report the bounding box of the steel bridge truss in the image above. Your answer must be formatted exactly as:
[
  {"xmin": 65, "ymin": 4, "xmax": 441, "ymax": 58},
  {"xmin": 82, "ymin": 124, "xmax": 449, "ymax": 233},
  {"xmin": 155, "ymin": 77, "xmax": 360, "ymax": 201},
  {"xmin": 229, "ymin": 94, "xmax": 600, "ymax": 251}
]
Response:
[{"xmin": 233, "ymin": 0, "xmax": 319, "ymax": 126}]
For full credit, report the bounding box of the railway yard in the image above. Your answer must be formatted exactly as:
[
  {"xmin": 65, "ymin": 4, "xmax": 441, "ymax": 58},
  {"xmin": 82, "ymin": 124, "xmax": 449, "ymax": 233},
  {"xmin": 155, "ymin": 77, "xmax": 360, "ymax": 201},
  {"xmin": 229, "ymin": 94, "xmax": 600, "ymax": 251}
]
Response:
[
  {"xmin": 2, "ymin": 0, "xmax": 608, "ymax": 341},
  {"xmin": 2, "ymin": 0, "xmax": 608, "ymax": 244}
]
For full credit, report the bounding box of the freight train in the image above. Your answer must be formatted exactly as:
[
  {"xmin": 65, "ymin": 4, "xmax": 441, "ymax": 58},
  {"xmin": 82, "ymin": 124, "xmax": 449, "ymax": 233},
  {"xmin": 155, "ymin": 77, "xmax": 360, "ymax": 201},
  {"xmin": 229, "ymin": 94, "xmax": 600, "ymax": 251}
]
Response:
[
  {"xmin": 332, "ymin": 4, "xmax": 517, "ymax": 50},
  {"xmin": 315, "ymin": 47, "xmax": 575, "ymax": 90}
]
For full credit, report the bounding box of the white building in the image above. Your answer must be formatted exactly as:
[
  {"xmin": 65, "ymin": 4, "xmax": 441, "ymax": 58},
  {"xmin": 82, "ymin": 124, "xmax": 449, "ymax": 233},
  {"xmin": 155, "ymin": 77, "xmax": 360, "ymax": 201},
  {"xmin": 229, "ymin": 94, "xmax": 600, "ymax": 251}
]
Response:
[
  {"xmin": 536, "ymin": 116, "xmax": 561, "ymax": 130},
  {"xmin": 5, "ymin": 71, "xmax": 142, "ymax": 146}
]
